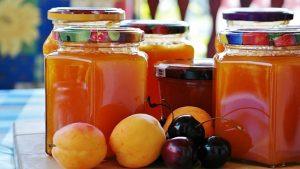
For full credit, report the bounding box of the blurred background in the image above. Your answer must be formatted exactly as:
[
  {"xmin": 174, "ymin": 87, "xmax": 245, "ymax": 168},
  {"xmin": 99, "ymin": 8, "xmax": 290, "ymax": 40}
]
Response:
[{"xmin": 0, "ymin": 0, "xmax": 299, "ymax": 89}]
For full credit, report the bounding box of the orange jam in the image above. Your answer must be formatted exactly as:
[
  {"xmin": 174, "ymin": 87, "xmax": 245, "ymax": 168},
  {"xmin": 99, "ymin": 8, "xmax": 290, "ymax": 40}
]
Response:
[
  {"xmin": 155, "ymin": 59, "xmax": 214, "ymax": 118},
  {"xmin": 215, "ymin": 8, "xmax": 293, "ymax": 53},
  {"xmin": 45, "ymin": 28, "xmax": 146, "ymax": 157},
  {"xmin": 121, "ymin": 20, "xmax": 194, "ymax": 119},
  {"xmin": 43, "ymin": 7, "xmax": 125, "ymax": 55},
  {"xmin": 215, "ymin": 28, "xmax": 300, "ymax": 166}
]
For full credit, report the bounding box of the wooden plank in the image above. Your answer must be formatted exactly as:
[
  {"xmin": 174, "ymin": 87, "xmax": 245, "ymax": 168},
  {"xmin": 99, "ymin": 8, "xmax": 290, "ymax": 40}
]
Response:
[{"xmin": 13, "ymin": 120, "xmax": 299, "ymax": 169}]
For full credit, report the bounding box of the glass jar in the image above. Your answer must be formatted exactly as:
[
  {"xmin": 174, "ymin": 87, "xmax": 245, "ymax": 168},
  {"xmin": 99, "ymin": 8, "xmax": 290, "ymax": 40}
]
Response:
[
  {"xmin": 155, "ymin": 58, "xmax": 213, "ymax": 118},
  {"xmin": 120, "ymin": 20, "xmax": 194, "ymax": 119},
  {"xmin": 45, "ymin": 27, "xmax": 146, "ymax": 157},
  {"xmin": 215, "ymin": 27, "xmax": 300, "ymax": 166},
  {"xmin": 43, "ymin": 7, "xmax": 125, "ymax": 55},
  {"xmin": 215, "ymin": 8, "xmax": 294, "ymax": 53}
]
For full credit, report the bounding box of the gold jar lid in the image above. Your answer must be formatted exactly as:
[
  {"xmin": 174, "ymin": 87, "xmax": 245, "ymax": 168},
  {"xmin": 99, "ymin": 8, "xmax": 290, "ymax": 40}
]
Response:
[{"xmin": 48, "ymin": 7, "xmax": 125, "ymax": 22}]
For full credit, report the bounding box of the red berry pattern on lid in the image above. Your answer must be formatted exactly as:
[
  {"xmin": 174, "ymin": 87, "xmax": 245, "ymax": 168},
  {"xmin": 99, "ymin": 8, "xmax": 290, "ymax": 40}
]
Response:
[
  {"xmin": 53, "ymin": 28, "xmax": 144, "ymax": 43},
  {"xmin": 242, "ymin": 32, "xmax": 269, "ymax": 45},
  {"xmin": 220, "ymin": 27, "xmax": 300, "ymax": 47},
  {"xmin": 273, "ymin": 34, "xmax": 296, "ymax": 47}
]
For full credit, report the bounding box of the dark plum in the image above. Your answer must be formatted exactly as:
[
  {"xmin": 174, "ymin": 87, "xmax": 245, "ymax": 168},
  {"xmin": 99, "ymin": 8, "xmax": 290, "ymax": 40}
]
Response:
[
  {"xmin": 167, "ymin": 115, "xmax": 205, "ymax": 145},
  {"xmin": 161, "ymin": 137, "xmax": 196, "ymax": 169},
  {"xmin": 197, "ymin": 136, "xmax": 231, "ymax": 168}
]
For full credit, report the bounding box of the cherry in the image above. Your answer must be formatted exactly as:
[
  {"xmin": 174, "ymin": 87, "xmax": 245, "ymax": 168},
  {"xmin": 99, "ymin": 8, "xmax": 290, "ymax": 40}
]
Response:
[
  {"xmin": 197, "ymin": 136, "xmax": 231, "ymax": 168},
  {"xmin": 167, "ymin": 115, "xmax": 205, "ymax": 145},
  {"xmin": 161, "ymin": 137, "xmax": 197, "ymax": 169}
]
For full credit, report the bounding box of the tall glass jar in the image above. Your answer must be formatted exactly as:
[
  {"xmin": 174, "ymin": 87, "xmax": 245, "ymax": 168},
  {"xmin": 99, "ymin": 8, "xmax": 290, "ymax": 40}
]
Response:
[
  {"xmin": 215, "ymin": 8, "xmax": 294, "ymax": 52},
  {"xmin": 45, "ymin": 27, "xmax": 146, "ymax": 157},
  {"xmin": 43, "ymin": 7, "xmax": 125, "ymax": 55},
  {"xmin": 215, "ymin": 27, "xmax": 300, "ymax": 166},
  {"xmin": 120, "ymin": 20, "xmax": 194, "ymax": 120}
]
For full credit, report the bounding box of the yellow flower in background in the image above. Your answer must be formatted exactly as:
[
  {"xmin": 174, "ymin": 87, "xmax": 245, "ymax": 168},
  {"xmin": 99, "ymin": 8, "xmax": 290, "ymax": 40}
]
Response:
[{"xmin": 0, "ymin": 0, "xmax": 40, "ymax": 57}]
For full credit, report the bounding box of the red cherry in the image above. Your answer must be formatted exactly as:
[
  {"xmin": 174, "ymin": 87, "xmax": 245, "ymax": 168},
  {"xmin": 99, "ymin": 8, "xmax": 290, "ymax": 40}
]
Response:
[{"xmin": 161, "ymin": 137, "xmax": 195, "ymax": 169}]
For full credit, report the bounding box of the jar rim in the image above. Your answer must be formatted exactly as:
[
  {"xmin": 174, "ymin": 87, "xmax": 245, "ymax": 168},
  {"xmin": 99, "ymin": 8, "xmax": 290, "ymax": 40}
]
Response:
[
  {"xmin": 48, "ymin": 7, "xmax": 125, "ymax": 22},
  {"xmin": 219, "ymin": 27, "xmax": 300, "ymax": 47},
  {"xmin": 53, "ymin": 27, "xmax": 144, "ymax": 43},
  {"xmin": 120, "ymin": 20, "xmax": 189, "ymax": 34},
  {"xmin": 155, "ymin": 59, "xmax": 213, "ymax": 80},
  {"xmin": 222, "ymin": 7, "xmax": 293, "ymax": 21}
]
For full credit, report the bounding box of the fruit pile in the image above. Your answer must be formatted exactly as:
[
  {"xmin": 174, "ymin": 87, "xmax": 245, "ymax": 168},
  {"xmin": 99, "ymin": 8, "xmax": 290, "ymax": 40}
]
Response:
[
  {"xmin": 51, "ymin": 106, "xmax": 231, "ymax": 169},
  {"xmin": 162, "ymin": 106, "xmax": 231, "ymax": 169}
]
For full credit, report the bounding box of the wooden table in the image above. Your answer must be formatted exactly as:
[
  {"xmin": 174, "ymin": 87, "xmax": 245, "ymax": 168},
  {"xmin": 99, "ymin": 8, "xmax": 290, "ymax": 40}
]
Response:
[
  {"xmin": 3, "ymin": 89, "xmax": 298, "ymax": 169},
  {"xmin": 14, "ymin": 120, "xmax": 300, "ymax": 169}
]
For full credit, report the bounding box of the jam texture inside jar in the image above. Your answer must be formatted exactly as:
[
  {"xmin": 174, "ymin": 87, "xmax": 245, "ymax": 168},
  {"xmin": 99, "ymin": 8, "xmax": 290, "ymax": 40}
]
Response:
[
  {"xmin": 45, "ymin": 27, "xmax": 146, "ymax": 157},
  {"xmin": 121, "ymin": 20, "xmax": 194, "ymax": 119},
  {"xmin": 215, "ymin": 27, "xmax": 300, "ymax": 166}
]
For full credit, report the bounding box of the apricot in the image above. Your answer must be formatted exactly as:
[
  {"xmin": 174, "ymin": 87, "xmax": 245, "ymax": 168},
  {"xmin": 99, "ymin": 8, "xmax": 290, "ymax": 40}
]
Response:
[
  {"xmin": 52, "ymin": 122, "xmax": 107, "ymax": 169},
  {"xmin": 110, "ymin": 114, "xmax": 166, "ymax": 168},
  {"xmin": 163, "ymin": 106, "xmax": 214, "ymax": 138}
]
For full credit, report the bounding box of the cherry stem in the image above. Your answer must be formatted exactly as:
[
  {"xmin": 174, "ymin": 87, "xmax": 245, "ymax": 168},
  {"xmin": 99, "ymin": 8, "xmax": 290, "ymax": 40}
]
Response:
[
  {"xmin": 147, "ymin": 96, "xmax": 172, "ymax": 121},
  {"xmin": 197, "ymin": 117, "xmax": 245, "ymax": 131}
]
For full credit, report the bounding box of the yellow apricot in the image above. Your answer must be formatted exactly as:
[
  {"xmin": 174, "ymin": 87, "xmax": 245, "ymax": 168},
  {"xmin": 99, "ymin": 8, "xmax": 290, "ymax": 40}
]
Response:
[
  {"xmin": 52, "ymin": 122, "xmax": 107, "ymax": 169},
  {"xmin": 110, "ymin": 114, "xmax": 166, "ymax": 168}
]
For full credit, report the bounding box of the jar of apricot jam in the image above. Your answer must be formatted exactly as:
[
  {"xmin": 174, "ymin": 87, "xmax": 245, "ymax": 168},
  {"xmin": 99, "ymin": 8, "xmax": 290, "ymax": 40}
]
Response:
[
  {"xmin": 155, "ymin": 58, "xmax": 213, "ymax": 118},
  {"xmin": 215, "ymin": 8, "xmax": 294, "ymax": 53},
  {"xmin": 45, "ymin": 27, "xmax": 146, "ymax": 157},
  {"xmin": 215, "ymin": 27, "xmax": 300, "ymax": 166},
  {"xmin": 120, "ymin": 20, "xmax": 194, "ymax": 119},
  {"xmin": 43, "ymin": 7, "xmax": 125, "ymax": 55}
]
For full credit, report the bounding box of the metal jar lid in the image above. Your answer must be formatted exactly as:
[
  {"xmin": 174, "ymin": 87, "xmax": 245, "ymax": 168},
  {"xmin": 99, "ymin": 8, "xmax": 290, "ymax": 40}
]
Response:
[
  {"xmin": 120, "ymin": 20, "xmax": 189, "ymax": 34},
  {"xmin": 155, "ymin": 58, "xmax": 213, "ymax": 80},
  {"xmin": 48, "ymin": 7, "xmax": 125, "ymax": 22},
  {"xmin": 223, "ymin": 8, "xmax": 293, "ymax": 22}
]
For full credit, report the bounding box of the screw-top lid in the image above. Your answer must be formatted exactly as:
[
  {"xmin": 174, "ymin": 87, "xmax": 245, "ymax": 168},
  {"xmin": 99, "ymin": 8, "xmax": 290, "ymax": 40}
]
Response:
[
  {"xmin": 223, "ymin": 8, "xmax": 293, "ymax": 21},
  {"xmin": 120, "ymin": 20, "xmax": 189, "ymax": 34},
  {"xmin": 219, "ymin": 27, "xmax": 300, "ymax": 47},
  {"xmin": 48, "ymin": 7, "xmax": 125, "ymax": 22},
  {"xmin": 155, "ymin": 59, "xmax": 213, "ymax": 80},
  {"xmin": 52, "ymin": 27, "xmax": 144, "ymax": 43}
]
